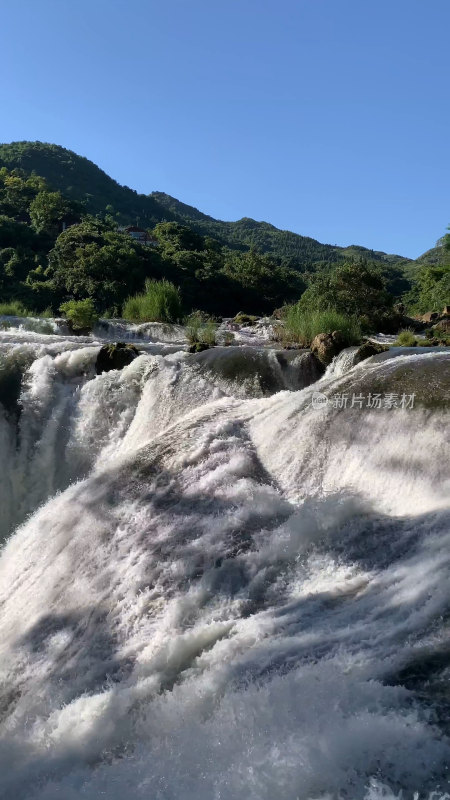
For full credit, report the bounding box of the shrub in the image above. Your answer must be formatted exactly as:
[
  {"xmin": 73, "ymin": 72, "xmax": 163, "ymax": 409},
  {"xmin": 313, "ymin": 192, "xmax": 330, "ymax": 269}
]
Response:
[
  {"xmin": 122, "ymin": 280, "xmax": 182, "ymax": 323},
  {"xmin": 59, "ymin": 299, "xmax": 99, "ymax": 331},
  {"xmin": 395, "ymin": 329, "xmax": 417, "ymax": 347},
  {"xmin": 283, "ymin": 307, "xmax": 362, "ymax": 347},
  {"xmin": 185, "ymin": 311, "xmax": 217, "ymax": 347},
  {"xmin": 0, "ymin": 301, "xmax": 31, "ymax": 317}
]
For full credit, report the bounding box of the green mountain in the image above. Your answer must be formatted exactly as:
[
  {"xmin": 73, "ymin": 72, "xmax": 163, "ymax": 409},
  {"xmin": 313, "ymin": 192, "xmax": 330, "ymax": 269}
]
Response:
[
  {"xmin": 0, "ymin": 141, "xmax": 411, "ymax": 272},
  {"xmin": 150, "ymin": 191, "xmax": 411, "ymax": 270},
  {"xmin": 0, "ymin": 141, "xmax": 168, "ymax": 227}
]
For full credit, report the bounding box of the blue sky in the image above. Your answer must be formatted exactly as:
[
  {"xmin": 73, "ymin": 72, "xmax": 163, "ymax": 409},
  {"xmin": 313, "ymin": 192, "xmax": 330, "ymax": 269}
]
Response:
[{"xmin": 1, "ymin": 0, "xmax": 448, "ymax": 258}]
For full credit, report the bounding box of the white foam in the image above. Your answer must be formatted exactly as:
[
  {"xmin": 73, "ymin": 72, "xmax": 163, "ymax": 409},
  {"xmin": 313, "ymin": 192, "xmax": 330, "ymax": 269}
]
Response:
[{"xmin": 0, "ymin": 323, "xmax": 449, "ymax": 798}]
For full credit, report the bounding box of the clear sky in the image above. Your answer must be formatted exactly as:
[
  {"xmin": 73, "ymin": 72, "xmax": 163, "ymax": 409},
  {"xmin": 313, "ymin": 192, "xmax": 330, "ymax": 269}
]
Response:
[{"xmin": 1, "ymin": 0, "xmax": 449, "ymax": 258}]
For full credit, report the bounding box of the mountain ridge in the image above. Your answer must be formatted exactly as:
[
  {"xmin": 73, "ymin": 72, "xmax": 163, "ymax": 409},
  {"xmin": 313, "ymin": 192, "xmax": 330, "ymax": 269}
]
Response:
[{"xmin": 0, "ymin": 140, "xmax": 416, "ymax": 270}]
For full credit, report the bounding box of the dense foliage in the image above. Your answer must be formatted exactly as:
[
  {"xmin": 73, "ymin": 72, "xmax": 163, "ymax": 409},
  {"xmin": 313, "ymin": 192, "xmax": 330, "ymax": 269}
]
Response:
[
  {"xmin": 0, "ymin": 142, "xmax": 412, "ymax": 275},
  {"xmin": 293, "ymin": 260, "xmax": 395, "ymax": 328},
  {"xmin": 48, "ymin": 219, "xmax": 163, "ymax": 313},
  {"xmin": 59, "ymin": 299, "xmax": 99, "ymax": 331},
  {"xmin": 0, "ymin": 164, "xmax": 304, "ymax": 316},
  {"xmin": 403, "ymin": 261, "xmax": 450, "ymax": 314}
]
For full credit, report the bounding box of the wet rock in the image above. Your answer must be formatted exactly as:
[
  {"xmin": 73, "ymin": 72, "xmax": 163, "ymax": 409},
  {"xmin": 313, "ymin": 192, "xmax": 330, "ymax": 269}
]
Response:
[
  {"xmin": 192, "ymin": 346, "xmax": 322, "ymax": 397},
  {"xmin": 354, "ymin": 340, "xmax": 389, "ymax": 364},
  {"xmin": 310, "ymin": 331, "xmax": 345, "ymax": 365},
  {"xmin": 337, "ymin": 351, "xmax": 450, "ymax": 410},
  {"xmin": 95, "ymin": 342, "xmax": 139, "ymax": 374}
]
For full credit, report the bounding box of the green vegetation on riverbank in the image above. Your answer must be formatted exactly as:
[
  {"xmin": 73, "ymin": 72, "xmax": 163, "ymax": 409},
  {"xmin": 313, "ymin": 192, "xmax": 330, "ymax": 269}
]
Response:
[
  {"xmin": 123, "ymin": 280, "xmax": 182, "ymax": 323},
  {"xmin": 282, "ymin": 308, "xmax": 362, "ymax": 347}
]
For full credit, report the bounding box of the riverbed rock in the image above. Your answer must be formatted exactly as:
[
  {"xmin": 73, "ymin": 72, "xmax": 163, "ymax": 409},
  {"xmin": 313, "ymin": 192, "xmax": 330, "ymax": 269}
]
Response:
[
  {"xmin": 95, "ymin": 342, "xmax": 139, "ymax": 374},
  {"xmin": 310, "ymin": 331, "xmax": 345, "ymax": 365},
  {"xmin": 354, "ymin": 340, "xmax": 389, "ymax": 364}
]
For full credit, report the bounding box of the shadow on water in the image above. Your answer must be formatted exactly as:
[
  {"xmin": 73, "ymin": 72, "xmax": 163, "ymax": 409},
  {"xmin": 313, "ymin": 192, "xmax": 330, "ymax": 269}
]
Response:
[{"xmin": 4, "ymin": 472, "xmax": 450, "ymax": 797}]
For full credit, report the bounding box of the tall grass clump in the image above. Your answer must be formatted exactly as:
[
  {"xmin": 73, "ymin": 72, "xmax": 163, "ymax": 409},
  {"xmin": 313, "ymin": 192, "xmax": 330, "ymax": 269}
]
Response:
[
  {"xmin": 185, "ymin": 311, "xmax": 217, "ymax": 349},
  {"xmin": 0, "ymin": 301, "xmax": 54, "ymax": 318},
  {"xmin": 0, "ymin": 301, "xmax": 32, "ymax": 317},
  {"xmin": 395, "ymin": 328, "xmax": 417, "ymax": 347},
  {"xmin": 283, "ymin": 306, "xmax": 362, "ymax": 347},
  {"xmin": 123, "ymin": 280, "xmax": 182, "ymax": 323}
]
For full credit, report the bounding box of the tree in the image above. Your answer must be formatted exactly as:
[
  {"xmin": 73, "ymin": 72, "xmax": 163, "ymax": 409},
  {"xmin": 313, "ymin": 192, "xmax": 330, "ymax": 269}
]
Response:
[
  {"xmin": 414, "ymin": 264, "xmax": 450, "ymax": 313},
  {"xmin": 298, "ymin": 260, "xmax": 393, "ymax": 323},
  {"xmin": 47, "ymin": 219, "xmax": 163, "ymax": 311},
  {"xmin": 403, "ymin": 226, "xmax": 450, "ymax": 313},
  {"xmin": 222, "ymin": 249, "xmax": 305, "ymax": 314},
  {"xmin": 153, "ymin": 222, "xmax": 204, "ymax": 254},
  {"xmin": 29, "ymin": 190, "xmax": 72, "ymax": 235}
]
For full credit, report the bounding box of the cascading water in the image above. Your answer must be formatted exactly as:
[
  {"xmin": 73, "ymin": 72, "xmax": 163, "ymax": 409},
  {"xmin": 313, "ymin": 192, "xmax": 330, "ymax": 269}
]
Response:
[{"xmin": 0, "ymin": 316, "xmax": 449, "ymax": 800}]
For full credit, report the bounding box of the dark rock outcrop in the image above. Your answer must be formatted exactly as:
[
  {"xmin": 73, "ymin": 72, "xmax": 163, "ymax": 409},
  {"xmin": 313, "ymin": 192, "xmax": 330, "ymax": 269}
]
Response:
[
  {"xmin": 354, "ymin": 340, "xmax": 389, "ymax": 365},
  {"xmin": 95, "ymin": 342, "xmax": 139, "ymax": 374},
  {"xmin": 434, "ymin": 319, "xmax": 450, "ymax": 333},
  {"xmin": 310, "ymin": 331, "xmax": 345, "ymax": 365},
  {"xmin": 376, "ymin": 312, "xmax": 422, "ymax": 333}
]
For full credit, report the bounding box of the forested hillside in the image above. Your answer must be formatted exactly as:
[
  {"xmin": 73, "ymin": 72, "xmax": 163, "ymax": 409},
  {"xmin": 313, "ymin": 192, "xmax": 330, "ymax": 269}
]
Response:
[
  {"xmin": 0, "ymin": 140, "xmax": 448, "ymax": 321},
  {"xmin": 0, "ymin": 141, "xmax": 410, "ymax": 271}
]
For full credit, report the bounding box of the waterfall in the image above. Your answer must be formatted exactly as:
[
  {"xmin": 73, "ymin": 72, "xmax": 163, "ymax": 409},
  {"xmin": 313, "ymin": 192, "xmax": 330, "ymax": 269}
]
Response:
[{"xmin": 0, "ymin": 318, "xmax": 449, "ymax": 799}]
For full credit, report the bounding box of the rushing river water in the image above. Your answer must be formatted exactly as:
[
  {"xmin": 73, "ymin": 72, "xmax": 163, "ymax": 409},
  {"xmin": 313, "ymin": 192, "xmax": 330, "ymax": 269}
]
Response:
[{"xmin": 0, "ymin": 316, "xmax": 449, "ymax": 800}]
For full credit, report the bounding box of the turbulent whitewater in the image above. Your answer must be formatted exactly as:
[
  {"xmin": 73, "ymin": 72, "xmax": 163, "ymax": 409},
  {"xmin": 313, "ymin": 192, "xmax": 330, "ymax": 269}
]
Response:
[{"xmin": 0, "ymin": 317, "xmax": 449, "ymax": 800}]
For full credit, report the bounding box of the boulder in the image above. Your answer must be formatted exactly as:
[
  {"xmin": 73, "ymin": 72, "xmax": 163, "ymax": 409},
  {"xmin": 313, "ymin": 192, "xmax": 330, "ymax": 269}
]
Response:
[
  {"xmin": 310, "ymin": 330, "xmax": 345, "ymax": 365},
  {"xmin": 422, "ymin": 311, "xmax": 439, "ymax": 324},
  {"xmin": 95, "ymin": 342, "xmax": 139, "ymax": 374},
  {"xmin": 434, "ymin": 318, "xmax": 450, "ymax": 333},
  {"xmin": 354, "ymin": 340, "xmax": 389, "ymax": 364},
  {"xmin": 401, "ymin": 315, "xmax": 424, "ymax": 332}
]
